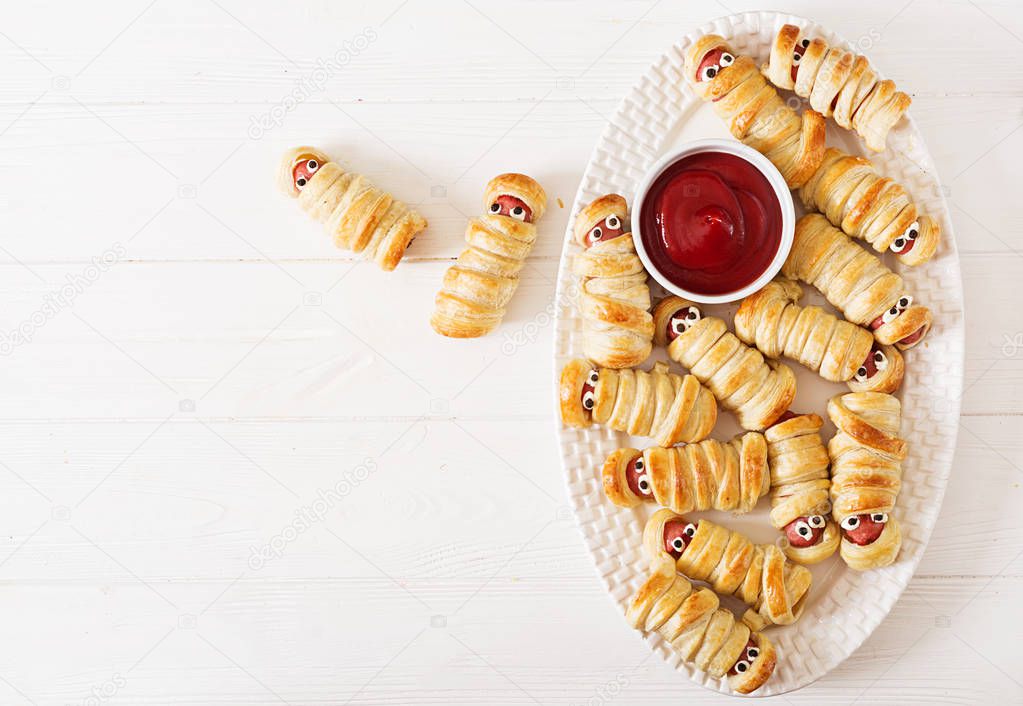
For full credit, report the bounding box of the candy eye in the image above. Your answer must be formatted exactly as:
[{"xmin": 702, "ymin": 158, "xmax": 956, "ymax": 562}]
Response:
[
  {"xmin": 719, "ymin": 52, "xmax": 734, "ymax": 67},
  {"xmin": 890, "ymin": 237, "xmax": 908, "ymax": 253},
  {"xmin": 871, "ymin": 512, "xmax": 888, "ymax": 523},
  {"xmin": 792, "ymin": 52, "xmax": 802, "ymax": 64},
  {"xmin": 605, "ymin": 215, "xmax": 621, "ymax": 230},
  {"xmin": 683, "ymin": 523, "xmax": 696, "ymax": 538},
  {"xmin": 672, "ymin": 318, "xmax": 686, "ymax": 335},
  {"xmin": 296, "ymin": 177, "xmax": 307, "ymax": 189},
  {"xmin": 671, "ymin": 537, "xmax": 685, "ymax": 552},
  {"xmin": 794, "ymin": 520, "xmax": 812, "ymax": 537},
  {"xmin": 510, "ymin": 206, "xmax": 526, "ymax": 221},
  {"xmin": 840, "ymin": 516, "xmax": 860, "ymax": 531},
  {"xmin": 801, "ymin": 38, "xmax": 810, "ymax": 47},
  {"xmin": 687, "ymin": 309, "xmax": 700, "ymax": 321},
  {"xmin": 582, "ymin": 390, "xmax": 595, "ymax": 410},
  {"xmin": 587, "ymin": 370, "xmax": 599, "ymax": 385},
  {"xmin": 874, "ymin": 350, "xmax": 889, "ymax": 370},
  {"xmin": 734, "ymin": 660, "xmax": 750, "ymax": 674},
  {"xmin": 855, "ymin": 366, "xmax": 868, "ymax": 382},
  {"xmin": 906, "ymin": 221, "xmax": 920, "ymax": 240},
  {"xmin": 897, "ymin": 295, "xmax": 913, "ymax": 310},
  {"xmin": 747, "ymin": 646, "xmax": 759, "ymax": 660},
  {"xmin": 489, "ymin": 202, "xmax": 502, "ymax": 214},
  {"xmin": 808, "ymin": 515, "xmax": 826, "ymax": 528},
  {"xmin": 590, "ymin": 227, "xmax": 603, "ymax": 241},
  {"xmin": 637, "ymin": 474, "xmax": 652, "ymax": 495},
  {"xmin": 634, "ymin": 458, "xmax": 644, "ymax": 472},
  {"xmin": 306, "ymin": 159, "xmax": 318, "ymax": 172},
  {"xmin": 700, "ymin": 64, "xmax": 719, "ymax": 81},
  {"xmin": 881, "ymin": 306, "xmax": 901, "ymax": 325}
]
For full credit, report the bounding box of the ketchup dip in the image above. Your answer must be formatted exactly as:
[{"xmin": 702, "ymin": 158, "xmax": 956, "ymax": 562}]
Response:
[{"xmin": 638, "ymin": 151, "xmax": 783, "ymax": 296}]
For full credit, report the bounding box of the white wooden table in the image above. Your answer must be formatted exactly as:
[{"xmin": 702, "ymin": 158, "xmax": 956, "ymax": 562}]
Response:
[{"xmin": 1, "ymin": 1, "xmax": 1020, "ymax": 703}]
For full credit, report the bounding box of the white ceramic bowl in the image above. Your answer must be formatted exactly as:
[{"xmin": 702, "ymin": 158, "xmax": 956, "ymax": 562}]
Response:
[{"xmin": 630, "ymin": 138, "xmax": 795, "ymax": 304}]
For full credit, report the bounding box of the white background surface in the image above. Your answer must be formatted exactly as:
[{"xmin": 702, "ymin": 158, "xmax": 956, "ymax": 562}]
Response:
[{"xmin": 0, "ymin": 1, "xmax": 1020, "ymax": 704}]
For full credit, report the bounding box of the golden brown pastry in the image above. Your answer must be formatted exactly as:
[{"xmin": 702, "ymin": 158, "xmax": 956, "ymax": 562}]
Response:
[
  {"xmin": 827, "ymin": 392, "xmax": 908, "ymax": 570},
  {"xmin": 734, "ymin": 278, "xmax": 904, "ymax": 393},
  {"xmin": 431, "ymin": 173, "xmax": 547, "ymax": 338},
  {"xmin": 653, "ymin": 296, "xmax": 796, "ymax": 431},
  {"xmin": 627, "ymin": 558, "xmax": 777, "ymax": 694},
  {"xmin": 799, "ymin": 148, "xmax": 940, "ymax": 266},
  {"xmin": 558, "ymin": 359, "xmax": 716, "ymax": 446},
  {"xmin": 783, "ymin": 215, "xmax": 932, "ymax": 350},
  {"xmin": 644, "ymin": 509, "xmax": 812, "ymax": 630},
  {"xmin": 572, "ymin": 194, "xmax": 653, "ymax": 368},
  {"xmin": 763, "ymin": 24, "xmax": 911, "ymax": 152},
  {"xmin": 683, "ymin": 35, "xmax": 825, "ymax": 188},
  {"xmin": 765, "ymin": 412, "xmax": 839, "ymax": 564},
  {"xmin": 277, "ymin": 146, "xmax": 427, "ymax": 271},
  {"xmin": 602, "ymin": 433, "xmax": 769, "ymax": 514}
]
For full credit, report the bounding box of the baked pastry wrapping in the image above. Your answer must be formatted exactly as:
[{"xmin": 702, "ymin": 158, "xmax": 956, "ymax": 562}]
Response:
[
  {"xmin": 572, "ymin": 194, "xmax": 654, "ymax": 368},
  {"xmin": 601, "ymin": 433, "xmax": 769, "ymax": 514},
  {"xmin": 627, "ymin": 558, "xmax": 777, "ymax": 694},
  {"xmin": 827, "ymin": 392, "xmax": 908, "ymax": 570},
  {"xmin": 644, "ymin": 508, "xmax": 813, "ymax": 630},
  {"xmin": 763, "ymin": 24, "xmax": 911, "ymax": 152},
  {"xmin": 734, "ymin": 277, "xmax": 904, "ymax": 393},
  {"xmin": 765, "ymin": 413, "xmax": 840, "ymax": 564},
  {"xmin": 783, "ymin": 214, "xmax": 932, "ymax": 350},
  {"xmin": 799, "ymin": 148, "xmax": 940, "ymax": 266},
  {"xmin": 558, "ymin": 359, "xmax": 716, "ymax": 446},
  {"xmin": 431, "ymin": 173, "xmax": 547, "ymax": 338},
  {"xmin": 653, "ymin": 296, "xmax": 796, "ymax": 431},
  {"xmin": 277, "ymin": 146, "xmax": 427, "ymax": 271},
  {"xmin": 683, "ymin": 35, "xmax": 825, "ymax": 188}
]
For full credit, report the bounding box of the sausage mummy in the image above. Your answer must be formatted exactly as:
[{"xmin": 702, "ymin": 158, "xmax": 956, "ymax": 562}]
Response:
[
  {"xmin": 644, "ymin": 508, "xmax": 813, "ymax": 630},
  {"xmin": 799, "ymin": 148, "xmax": 940, "ymax": 266},
  {"xmin": 558, "ymin": 359, "xmax": 717, "ymax": 446},
  {"xmin": 627, "ymin": 558, "xmax": 777, "ymax": 694},
  {"xmin": 734, "ymin": 277, "xmax": 905, "ymax": 393},
  {"xmin": 783, "ymin": 215, "xmax": 932, "ymax": 350},
  {"xmin": 827, "ymin": 392, "xmax": 908, "ymax": 570},
  {"xmin": 653, "ymin": 296, "xmax": 796, "ymax": 431},
  {"xmin": 432, "ymin": 173, "xmax": 547, "ymax": 338},
  {"xmin": 683, "ymin": 34, "xmax": 826, "ymax": 189},
  {"xmin": 277, "ymin": 146, "xmax": 427, "ymax": 271},
  {"xmin": 762, "ymin": 24, "xmax": 911, "ymax": 152},
  {"xmin": 572, "ymin": 194, "xmax": 654, "ymax": 368},
  {"xmin": 766, "ymin": 412, "xmax": 840, "ymax": 564},
  {"xmin": 601, "ymin": 433, "xmax": 770, "ymax": 515}
]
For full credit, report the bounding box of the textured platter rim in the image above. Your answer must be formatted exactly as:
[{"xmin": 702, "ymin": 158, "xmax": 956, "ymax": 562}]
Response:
[{"xmin": 550, "ymin": 10, "xmax": 965, "ymax": 697}]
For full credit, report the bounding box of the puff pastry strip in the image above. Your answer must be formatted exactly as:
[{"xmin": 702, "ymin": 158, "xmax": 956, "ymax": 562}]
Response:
[
  {"xmin": 827, "ymin": 392, "xmax": 908, "ymax": 570},
  {"xmin": 735, "ymin": 277, "xmax": 904, "ymax": 393},
  {"xmin": 627, "ymin": 558, "xmax": 777, "ymax": 694},
  {"xmin": 683, "ymin": 35, "xmax": 826, "ymax": 188},
  {"xmin": 277, "ymin": 146, "xmax": 426, "ymax": 271},
  {"xmin": 653, "ymin": 296, "xmax": 796, "ymax": 431},
  {"xmin": 800, "ymin": 148, "xmax": 940, "ymax": 266},
  {"xmin": 765, "ymin": 413, "xmax": 840, "ymax": 565},
  {"xmin": 432, "ymin": 173, "xmax": 547, "ymax": 338},
  {"xmin": 559, "ymin": 359, "xmax": 716, "ymax": 446},
  {"xmin": 601, "ymin": 433, "xmax": 769, "ymax": 515},
  {"xmin": 763, "ymin": 24, "xmax": 911, "ymax": 152},
  {"xmin": 572, "ymin": 194, "xmax": 654, "ymax": 368},
  {"xmin": 783, "ymin": 215, "xmax": 932, "ymax": 350},
  {"xmin": 644, "ymin": 509, "xmax": 812, "ymax": 630}
]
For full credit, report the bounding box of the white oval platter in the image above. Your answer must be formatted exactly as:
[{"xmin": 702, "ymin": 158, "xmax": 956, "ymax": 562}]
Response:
[{"xmin": 552, "ymin": 10, "xmax": 965, "ymax": 697}]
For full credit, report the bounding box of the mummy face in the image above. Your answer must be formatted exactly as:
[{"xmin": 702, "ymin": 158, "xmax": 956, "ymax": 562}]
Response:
[
  {"xmin": 871, "ymin": 295, "xmax": 913, "ymax": 329},
  {"xmin": 784, "ymin": 514, "xmax": 827, "ymax": 548},
  {"xmin": 663, "ymin": 518, "xmax": 697, "ymax": 558},
  {"xmin": 584, "ymin": 213, "xmax": 626, "ymax": 248},
  {"xmin": 489, "ymin": 195, "xmax": 533, "ymax": 223},
  {"xmin": 625, "ymin": 455, "xmax": 652, "ymax": 499},
  {"xmin": 729, "ymin": 640, "xmax": 761, "ymax": 676},
  {"xmin": 292, "ymin": 156, "xmax": 321, "ymax": 191},
  {"xmin": 667, "ymin": 306, "xmax": 701, "ymax": 341},
  {"xmin": 580, "ymin": 369, "xmax": 598, "ymax": 412},
  {"xmin": 840, "ymin": 512, "xmax": 888, "ymax": 546},
  {"xmin": 791, "ymin": 37, "xmax": 810, "ymax": 82},
  {"xmin": 695, "ymin": 47, "xmax": 735, "ymax": 82},
  {"xmin": 854, "ymin": 346, "xmax": 889, "ymax": 383},
  {"xmin": 889, "ymin": 221, "xmax": 920, "ymax": 255}
]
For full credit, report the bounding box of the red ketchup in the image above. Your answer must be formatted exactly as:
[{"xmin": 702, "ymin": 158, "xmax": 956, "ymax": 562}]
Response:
[{"xmin": 640, "ymin": 152, "xmax": 782, "ymax": 296}]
